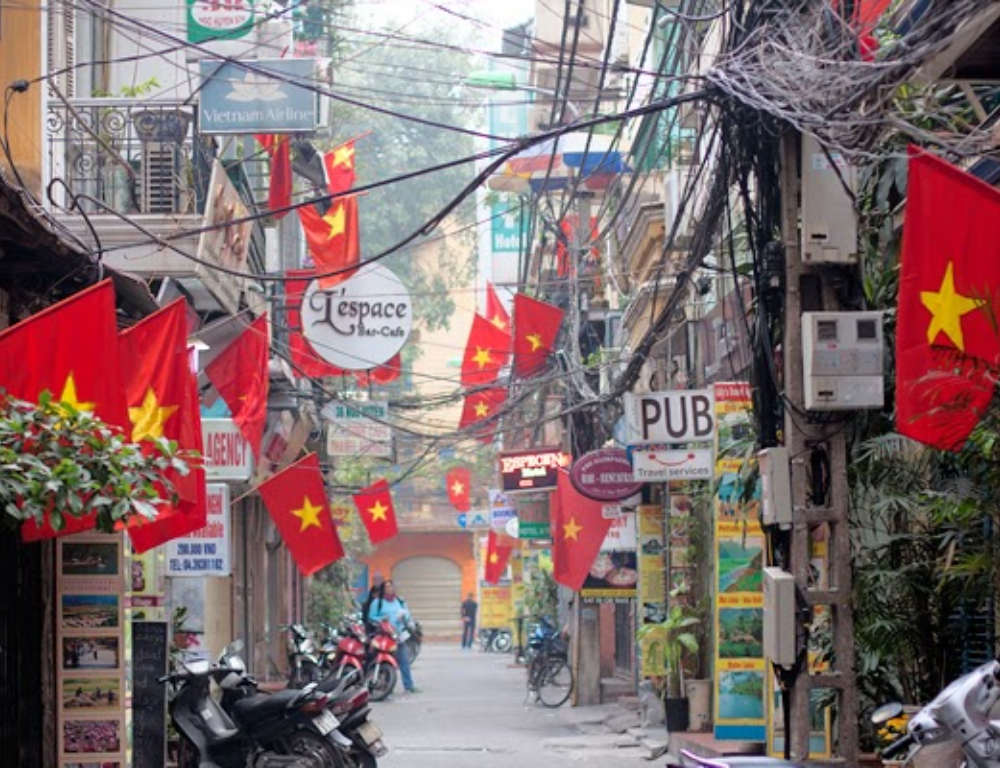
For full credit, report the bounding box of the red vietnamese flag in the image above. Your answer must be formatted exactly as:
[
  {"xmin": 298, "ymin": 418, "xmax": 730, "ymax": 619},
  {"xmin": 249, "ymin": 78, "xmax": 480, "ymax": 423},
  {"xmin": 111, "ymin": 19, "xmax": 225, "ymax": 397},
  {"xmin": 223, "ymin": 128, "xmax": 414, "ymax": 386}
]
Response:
[
  {"xmin": 895, "ymin": 148, "xmax": 1000, "ymax": 450},
  {"xmin": 206, "ymin": 315, "xmax": 270, "ymax": 461},
  {"xmin": 461, "ymin": 313, "xmax": 511, "ymax": 387},
  {"xmin": 3, "ymin": 281, "xmax": 129, "ymax": 540},
  {"xmin": 353, "ymin": 354, "xmax": 402, "ymax": 386},
  {"xmin": 285, "ymin": 270, "xmax": 347, "ymax": 379},
  {"xmin": 324, "ymin": 139, "xmax": 357, "ymax": 194},
  {"xmin": 485, "ymin": 282, "xmax": 510, "ymax": 333},
  {"xmin": 298, "ymin": 197, "xmax": 361, "ymax": 289},
  {"xmin": 353, "ymin": 479, "xmax": 398, "ymax": 545},
  {"xmin": 119, "ymin": 299, "xmax": 207, "ymax": 552},
  {"xmin": 257, "ymin": 452, "xmax": 345, "ymax": 576},
  {"xmin": 484, "ymin": 530, "xmax": 513, "ymax": 585},
  {"xmin": 255, "ymin": 134, "xmax": 292, "ymax": 219},
  {"xmin": 458, "ymin": 387, "xmax": 507, "ymax": 442},
  {"xmin": 555, "ymin": 215, "xmax": 600, "ymax": 277},
  {"xmin": 551, "ymin": 469, "xmax": 613, "ymax": 590},
  {"xmin": 446, "ymin": 467, "xmax": 472, "ymax": 512},
  {"xmin": 512, "ymin": 293, "xmax": 564, "ymax": 378}
]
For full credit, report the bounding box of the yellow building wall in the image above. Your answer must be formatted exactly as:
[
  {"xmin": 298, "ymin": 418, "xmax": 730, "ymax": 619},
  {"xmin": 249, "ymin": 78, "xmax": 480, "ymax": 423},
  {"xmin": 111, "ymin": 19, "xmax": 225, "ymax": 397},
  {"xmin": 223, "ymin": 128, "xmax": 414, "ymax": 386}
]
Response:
[{"xmin": 0, "ymin": 0, "xmax": 42, "ymax": 194}]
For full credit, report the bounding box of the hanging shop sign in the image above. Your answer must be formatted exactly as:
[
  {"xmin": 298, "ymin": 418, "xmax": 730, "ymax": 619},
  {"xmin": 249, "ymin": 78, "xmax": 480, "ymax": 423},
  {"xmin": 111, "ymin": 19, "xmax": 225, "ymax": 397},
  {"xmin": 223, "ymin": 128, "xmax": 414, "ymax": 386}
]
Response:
[
  {"xmin": 629, "ymin": 446, "xmax": 715, "ymax": 481},
  {"xmin": 569, "ymin": 448, "xmax": 644, "ymax": 501},
  {"xmin": 187, "ymin": 0, "xmax": 256, "ymax": 44},
  {"xmin": 195, "ymin": 159, "xmax": 250, "ymax": 314},
  {"xmin": 166, "ymin": 484, "xmax": 231, "ymax": 577},
  {"xmin": 199, "ymin": 58, "xmax": 319, "ymax": 133},
  {"xmin": 623, "ymin": 389, "xmax": 716, "ymax": 445},
  {"xmin": 202, "ymin": 419, "xmax": 253, "ymax": 480},
  {"xmin": 498, "ymin": 447, "xmax": 567, "ymax": 493},
  {"xmin": 512, "ymin": 494, "xmax": 551, "ymax": 539},
  {"xmin": 322, "ymin": 400, "xmax": 393, "ymax": 458},
  {"xmin": 301, "ymin": 264, "xmax": 412, "ymax": 371}
]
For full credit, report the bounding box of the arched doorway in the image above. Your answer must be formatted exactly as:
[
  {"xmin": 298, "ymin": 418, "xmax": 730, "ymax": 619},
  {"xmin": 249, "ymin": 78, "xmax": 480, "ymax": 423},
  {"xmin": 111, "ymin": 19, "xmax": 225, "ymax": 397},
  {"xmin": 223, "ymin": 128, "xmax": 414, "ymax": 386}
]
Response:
[{"xmin": 393, "ymin": 556, "xmax": 462, "ymax": 639}]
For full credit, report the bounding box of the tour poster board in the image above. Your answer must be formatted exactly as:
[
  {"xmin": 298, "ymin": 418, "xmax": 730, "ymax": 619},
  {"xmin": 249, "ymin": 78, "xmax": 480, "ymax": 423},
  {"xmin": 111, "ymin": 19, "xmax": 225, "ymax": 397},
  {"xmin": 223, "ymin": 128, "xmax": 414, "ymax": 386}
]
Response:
[
  {"xmin": 638, "ymin": 503, "xmax": 667, "ymax": 677},
  {"xmin": 712, "ymin": 382, "xmax": 767, "ymax": 742},
  {"xmin": 58, "ymin": 533, "xmax": 126, "ymax": 767}
]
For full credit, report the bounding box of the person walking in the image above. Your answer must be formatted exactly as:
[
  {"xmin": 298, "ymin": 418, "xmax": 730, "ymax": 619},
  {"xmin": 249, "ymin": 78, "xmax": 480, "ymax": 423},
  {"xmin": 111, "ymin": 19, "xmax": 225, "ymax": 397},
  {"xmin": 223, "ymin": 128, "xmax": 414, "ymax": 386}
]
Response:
[
  {"xmin": 367, "ymin": 579, "xmax": 419, "ymax": 694},
  {"xmin": 461, "ymin": 592, "xmax": 478, "ymax": 650}
]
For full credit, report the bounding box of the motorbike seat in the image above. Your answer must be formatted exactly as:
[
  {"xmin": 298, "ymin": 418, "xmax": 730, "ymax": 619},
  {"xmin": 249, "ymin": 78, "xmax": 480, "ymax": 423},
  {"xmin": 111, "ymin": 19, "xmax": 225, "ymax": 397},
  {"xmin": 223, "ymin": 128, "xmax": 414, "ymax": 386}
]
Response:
[
  {"xmin": 230, "ymin": 689, "xmax": 303, "ymax": 726},
  {"xmin": 677, "ymin": 751, "xmax": 805, "ymax": 767}
]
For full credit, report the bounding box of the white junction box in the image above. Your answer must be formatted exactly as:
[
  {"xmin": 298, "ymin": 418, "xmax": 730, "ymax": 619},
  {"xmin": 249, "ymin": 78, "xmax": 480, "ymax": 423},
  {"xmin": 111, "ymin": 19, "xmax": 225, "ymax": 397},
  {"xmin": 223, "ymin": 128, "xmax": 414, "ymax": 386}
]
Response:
[
  {"xmin": 758, "ymin": 447, "xmax": 792, "ymax": 529},
  {"xmin": 801, "ymin": 133, "xmax": 858, "ymax": 264},
  {"xmin": 763, "ymin": 567, "xmax": 797, "ymax": 668},
  {"xmin": 803, "ymin": 311, "xmax": 885, "ymax": 410}
]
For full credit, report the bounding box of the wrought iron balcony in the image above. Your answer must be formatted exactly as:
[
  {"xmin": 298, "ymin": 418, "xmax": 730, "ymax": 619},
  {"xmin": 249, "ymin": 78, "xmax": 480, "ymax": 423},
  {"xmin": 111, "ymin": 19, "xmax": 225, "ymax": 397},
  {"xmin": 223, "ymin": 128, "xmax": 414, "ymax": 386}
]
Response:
[{"xmin": 46, "ymin": 98, "xmax": 209, "ymax": 217}]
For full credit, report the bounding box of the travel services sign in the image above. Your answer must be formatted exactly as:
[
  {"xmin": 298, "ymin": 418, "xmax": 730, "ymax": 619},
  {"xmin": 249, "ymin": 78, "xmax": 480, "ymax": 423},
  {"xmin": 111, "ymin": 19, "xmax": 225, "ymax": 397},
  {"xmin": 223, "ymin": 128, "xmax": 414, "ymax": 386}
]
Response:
[{"xmin": 199, "ymin": 58, "xmax": 319, "ymax": 133}]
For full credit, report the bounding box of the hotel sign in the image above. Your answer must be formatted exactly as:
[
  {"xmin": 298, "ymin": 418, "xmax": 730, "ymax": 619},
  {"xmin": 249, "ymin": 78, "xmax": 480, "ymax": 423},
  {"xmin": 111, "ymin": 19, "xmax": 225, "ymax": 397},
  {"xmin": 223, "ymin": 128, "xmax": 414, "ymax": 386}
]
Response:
[
  {"xmin": 499, "ymin": 447, "xmax": 566, "ymax": 493},
  {"xmin": 199, "ymin": 58, "xmax": 318, "ymax": 133}
]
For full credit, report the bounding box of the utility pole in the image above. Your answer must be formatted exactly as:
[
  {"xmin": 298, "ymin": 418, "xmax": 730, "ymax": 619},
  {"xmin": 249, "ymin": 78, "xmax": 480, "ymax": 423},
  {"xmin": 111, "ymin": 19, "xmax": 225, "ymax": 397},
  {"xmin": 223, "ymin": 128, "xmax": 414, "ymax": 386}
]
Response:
[{"xmin": 780, "ymin": 132, "xmax": 858, "ymax": 763}]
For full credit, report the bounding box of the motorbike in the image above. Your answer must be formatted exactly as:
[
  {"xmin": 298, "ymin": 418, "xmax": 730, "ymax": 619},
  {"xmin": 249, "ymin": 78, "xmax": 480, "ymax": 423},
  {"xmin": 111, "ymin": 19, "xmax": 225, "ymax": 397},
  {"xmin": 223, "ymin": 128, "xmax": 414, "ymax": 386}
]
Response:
[
  {"xmin": 214, "ymin": 640, "xmax": 387, "ymax": 768},
  {"xmin": 326, "ymin": 616, "xmax": 369, "ymax": 686},
  {"xmin": 668, "ymin": 750, "xmax": 803, "ymax": 767},
  {"xmin": 161, "ymin": 649, "xmax": 341, "ymax": 767},
  {"xmin": 283, "ymin": 623, "xmax": 323, "ymax": 688},
  {"xmin": 479, "ymin": 627, "xmax": 512, "ymax": 654},
  {"xmin": 401, "ymin": 615, "xmax": 423, "ymax": 663},
  {"xmin": 876, "ymin": 659, "xmax": 1000, "ymax": 767},
  {"xmin": 327, "ymin": 616, "xmax": 399, "ymax": 701}
]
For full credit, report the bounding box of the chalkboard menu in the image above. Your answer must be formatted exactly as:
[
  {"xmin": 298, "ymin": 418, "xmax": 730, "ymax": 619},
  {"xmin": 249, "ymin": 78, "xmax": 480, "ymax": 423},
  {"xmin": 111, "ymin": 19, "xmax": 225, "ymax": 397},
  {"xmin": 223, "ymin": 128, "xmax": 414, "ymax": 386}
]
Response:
[{"xmin": 132, "ymin": 621, "xmax": 169, "ymax": 768}]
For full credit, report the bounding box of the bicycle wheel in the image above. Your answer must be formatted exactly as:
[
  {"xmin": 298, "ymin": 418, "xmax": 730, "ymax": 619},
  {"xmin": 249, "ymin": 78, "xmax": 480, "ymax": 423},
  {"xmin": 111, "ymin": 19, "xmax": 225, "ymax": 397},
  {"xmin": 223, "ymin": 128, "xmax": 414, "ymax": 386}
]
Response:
[
  {"xmin": 491, "ymin": 630, "xmax": 512, "ymax": 654},
  {"xmin": 538, "ymin": 658, "xmax": 573, "ymax": 707}
]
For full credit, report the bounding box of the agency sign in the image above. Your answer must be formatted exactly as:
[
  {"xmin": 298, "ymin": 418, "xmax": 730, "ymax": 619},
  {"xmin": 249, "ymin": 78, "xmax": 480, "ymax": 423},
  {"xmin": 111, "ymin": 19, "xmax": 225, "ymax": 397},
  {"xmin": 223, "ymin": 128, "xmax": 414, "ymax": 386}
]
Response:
[
  {"xmin": 301, "ymin": 264, "xmax": 412, "ymax": 370},
  {"xmin": 623, "ymin": 389, "xmax": 716, "ymax": 445},
  {"xmin": 199, "ymin": 58, "xmax": 318, "ymax": 133},
  {"xmin": 202, "ymin": 419, "xmax": 253, "ymax": 480},
  {"xmin": 499, "ymin": 447, "xmax": 567, "ymax": 493}
]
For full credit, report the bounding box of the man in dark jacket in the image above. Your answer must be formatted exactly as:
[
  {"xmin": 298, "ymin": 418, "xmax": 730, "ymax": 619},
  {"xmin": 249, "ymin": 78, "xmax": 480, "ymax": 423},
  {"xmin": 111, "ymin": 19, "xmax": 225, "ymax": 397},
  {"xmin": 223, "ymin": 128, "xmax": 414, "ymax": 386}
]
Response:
[{"xmin": 460, "ymin": 592, "xmax": 478, "ymax": 649}]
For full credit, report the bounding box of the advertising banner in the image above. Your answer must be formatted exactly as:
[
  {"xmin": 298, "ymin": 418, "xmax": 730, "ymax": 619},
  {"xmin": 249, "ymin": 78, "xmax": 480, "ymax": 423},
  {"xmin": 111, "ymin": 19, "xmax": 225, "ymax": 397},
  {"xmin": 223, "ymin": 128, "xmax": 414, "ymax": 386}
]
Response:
[
  {"xmin": 199, "ymin": 58, "xmax": 319, "ymax": 134},
  {"xmin": 512, "ymin": 493, "xmax": 551, "ymax": 539},
  {"xmin": 638, "ymin": 504, "xmax": 667, "ymax": 676},
  {"xmin": 498, "ymin": 447, "xmax": 566, "ymax": 493},
  {"xmin": 480, "ymin": 585, "xmax": 513, "ymax": 628},
  {"xmin": 323, "ymin": 400, "xmax": 393, "ymax": 458},
  {"xmin": 580, "ymin": 514, "xmax": 638, "ymax": 603},
  {"xmin": 166, "ymin": 484, "xmax": 231, "ymax": 577},
  {"xmin": 712, "ymin": 382, "xmax": 767, "ymax": 742}
]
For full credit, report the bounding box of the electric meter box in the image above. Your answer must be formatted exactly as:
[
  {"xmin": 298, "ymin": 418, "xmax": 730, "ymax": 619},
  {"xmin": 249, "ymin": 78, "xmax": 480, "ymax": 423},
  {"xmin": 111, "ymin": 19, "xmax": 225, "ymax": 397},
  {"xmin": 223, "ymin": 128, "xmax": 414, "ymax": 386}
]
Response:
[
  {"xmin": 758, "ymin": 447, "xmax": 792, "ymax": 529},
  {"xmin": 802, "ymin": 311, "xmax": 885, "ymax": 411},
  {"xmin": 801, "ymin": 133, "xmax": 858, "ymax": 264},
  {"xmin": 763, "ymin": 567, "xmax": 797, "ymax": 668}
]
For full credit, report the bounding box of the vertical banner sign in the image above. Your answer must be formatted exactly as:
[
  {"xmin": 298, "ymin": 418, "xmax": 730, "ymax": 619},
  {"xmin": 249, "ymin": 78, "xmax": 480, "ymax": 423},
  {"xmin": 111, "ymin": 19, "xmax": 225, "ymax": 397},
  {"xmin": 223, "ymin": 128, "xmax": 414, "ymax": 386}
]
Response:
[
  {"xmin": 131, "ymin": 621, "xmax": 169, "ymax": 768},
  {"xmin": 580, "ymin": 513, "xmax": 638, "ymax": 603},
  {"xmin": 713, "ymin": 382, "xmax": 767, "ymax": 742},
  {"xmin": 479, "ymin": 585, "xmax": 513, "ymax": 630},
  {"xmin": 166, "ymin": 484, "xmax": 231, "ymax": 576},
  {"xmin": 638, "ymin": 504, "xmax": 667, "ymax": 676},
  {"xmin": 57, "ymin": 534, "xmax": 127, "ymax": 765}
]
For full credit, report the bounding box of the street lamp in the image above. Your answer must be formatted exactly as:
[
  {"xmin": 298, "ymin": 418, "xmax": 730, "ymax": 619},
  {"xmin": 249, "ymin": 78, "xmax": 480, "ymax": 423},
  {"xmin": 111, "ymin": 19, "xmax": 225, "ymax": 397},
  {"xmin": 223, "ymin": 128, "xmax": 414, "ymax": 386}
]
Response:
[{"xmin": 464, "ymin": 70, "xmax": 581, "ymax": 121}]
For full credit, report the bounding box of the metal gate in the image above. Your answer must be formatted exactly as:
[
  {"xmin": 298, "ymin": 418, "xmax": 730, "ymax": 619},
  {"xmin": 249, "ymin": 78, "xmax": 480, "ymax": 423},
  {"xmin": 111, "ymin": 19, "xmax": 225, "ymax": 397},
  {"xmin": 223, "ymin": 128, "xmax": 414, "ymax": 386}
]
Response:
[
  {"xmin": 392, "ymin": 557, "xmax": 463, "ymax": 639},
  {"xmin": 0, "ymin": 530, "xmax": 44, "ymax": 766}
]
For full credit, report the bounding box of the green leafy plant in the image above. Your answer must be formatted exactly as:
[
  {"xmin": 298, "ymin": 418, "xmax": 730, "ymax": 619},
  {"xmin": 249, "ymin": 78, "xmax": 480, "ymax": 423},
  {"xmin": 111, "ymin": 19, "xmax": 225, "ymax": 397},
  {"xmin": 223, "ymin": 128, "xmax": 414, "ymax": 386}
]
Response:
[
  {"xmin": 0, "ymin": 391, "xmax": 189, "ymax": 532},
  {"xmin": 638, "ymin": 599, "xmax": 700, "ymax": 699}
]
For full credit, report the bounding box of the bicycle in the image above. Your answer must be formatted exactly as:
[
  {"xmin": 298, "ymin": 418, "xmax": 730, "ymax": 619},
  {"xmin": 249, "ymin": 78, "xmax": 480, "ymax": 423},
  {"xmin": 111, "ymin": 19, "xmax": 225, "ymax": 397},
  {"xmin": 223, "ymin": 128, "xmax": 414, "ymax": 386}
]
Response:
[{"xmin": 525, "ymin": 625, "xmax": 573, "ymax": 707}]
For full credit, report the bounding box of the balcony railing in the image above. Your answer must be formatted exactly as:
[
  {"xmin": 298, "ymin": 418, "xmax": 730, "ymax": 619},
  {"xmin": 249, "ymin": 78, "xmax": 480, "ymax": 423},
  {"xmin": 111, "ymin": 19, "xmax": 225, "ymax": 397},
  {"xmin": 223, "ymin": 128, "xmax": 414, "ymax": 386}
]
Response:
[{"xmin": 46, "ymin": 99, "xmax": 211, "ymax": 217}]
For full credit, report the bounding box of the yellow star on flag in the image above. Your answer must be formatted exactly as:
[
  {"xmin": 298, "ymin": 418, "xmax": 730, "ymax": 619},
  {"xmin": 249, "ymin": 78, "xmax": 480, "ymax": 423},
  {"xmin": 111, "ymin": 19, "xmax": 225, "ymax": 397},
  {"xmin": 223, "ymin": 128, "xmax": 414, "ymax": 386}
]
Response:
[
  {"xmin": 292, "ymin": 496, "xmax": 325, "ymax": 532},
  {"xmin": 323, "ymin": 204, "xmax": 346, "ymax": 239},
  {"xmin": 473, "ymin": 401, "xmax": 490, "ymax": 418},
  {"xmin": 921, "ymin": 261, "xmax": 984, "ymax": 351},
  {"xmin": 526, "ymin": 332, "xmax": 543, "ymax": 352},
  {"xmin": 472, "ymin": 347, "xmax": 493, "ymax": 369},
  {"xmin": 490, "ymin": 315, "xmax": 507, "ymax": 331},
  {"xmin": 489, "ymin": 552, "xmax": 499, "ymax": 564},
  {"xmin": 450, "ymin": 480, "xmax": 466, "ymax": 497},
  {"xmin": 368, "ymin": 500, "xmax": 389, "ymax": 522},
  {"xmin": 128, "ymin": 387, "xmax": 179, "ymax": 442},
  {"xmin": 563, "ymin": 517, "xmax": 583, "ymax": 541},
  {"xmin": 333, "ymin": 144, "xmax": 355, "ymax": 168},
  {"xmin": 59, "ymin": 373, "xmax": 95, "ymax": 412}
]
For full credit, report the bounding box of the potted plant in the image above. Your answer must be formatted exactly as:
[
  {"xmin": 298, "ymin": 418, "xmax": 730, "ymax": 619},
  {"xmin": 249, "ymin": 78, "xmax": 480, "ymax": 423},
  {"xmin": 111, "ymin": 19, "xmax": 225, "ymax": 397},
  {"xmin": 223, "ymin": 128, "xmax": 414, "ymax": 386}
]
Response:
[{"xmin": 637, "ymin": 602, "xmax": 700, "ymax": 732}]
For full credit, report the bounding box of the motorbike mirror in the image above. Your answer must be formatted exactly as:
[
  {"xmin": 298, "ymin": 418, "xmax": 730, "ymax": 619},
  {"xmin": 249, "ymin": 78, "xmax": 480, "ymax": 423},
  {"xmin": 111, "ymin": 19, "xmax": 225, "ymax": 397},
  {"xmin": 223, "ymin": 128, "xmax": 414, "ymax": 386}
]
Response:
[
  {"xmin": 227, "ymin": 639, "xmax": 245, "ymax": 654},
  {"xmin": 872, "ymin": 702, "xmax": 904, "ymax": 725}
]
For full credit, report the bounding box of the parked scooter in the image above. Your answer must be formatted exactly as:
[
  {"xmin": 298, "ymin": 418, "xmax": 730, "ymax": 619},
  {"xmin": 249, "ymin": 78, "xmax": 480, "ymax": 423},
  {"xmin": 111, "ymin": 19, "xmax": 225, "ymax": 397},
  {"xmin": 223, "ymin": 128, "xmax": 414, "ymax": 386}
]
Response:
[
  {"xmin": 669, "ymin": 751, "xmax": 804, "ymax": 767},
  {"xmin": 401, "ymin": 615, "xmax": 423, "ymax": 663},
  {"xmin": 479, "ymin": 627, "xmax": 512, "ymax": 653},
  {"xmin": 876, "ymin": 659, "xmax": 1000, "ymax": 766},
  {"xmin": 161, "ymin": 650, "xmax": 340, "ymax": 767},
  {"xmin": 326, "ymin": 616, "xmax": 399, "ymax": 701},
  {"xmin": 215, "ymin": 640, "xmax": 387, "ymax": 768},
  {"xmin": 283, "ymin": 623, "xmax": 323, "ymax": 688}
]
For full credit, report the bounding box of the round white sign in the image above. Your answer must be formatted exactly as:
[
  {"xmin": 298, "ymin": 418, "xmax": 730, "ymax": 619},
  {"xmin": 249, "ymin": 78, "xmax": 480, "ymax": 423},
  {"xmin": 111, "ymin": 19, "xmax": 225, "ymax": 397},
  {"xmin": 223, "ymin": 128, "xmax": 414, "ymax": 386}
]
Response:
[
  {"xmin": 301, "ymin": 263, "xmax": 413, "ymax": 371},
  {"xmin": 505, "ymin": 517, "xmax": 519, "ymax": 539}
]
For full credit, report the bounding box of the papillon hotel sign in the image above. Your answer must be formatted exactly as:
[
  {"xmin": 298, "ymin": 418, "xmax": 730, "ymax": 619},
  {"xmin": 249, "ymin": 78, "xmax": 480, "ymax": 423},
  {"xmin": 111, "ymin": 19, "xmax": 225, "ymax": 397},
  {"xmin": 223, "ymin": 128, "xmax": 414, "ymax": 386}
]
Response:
[{"xmin": 199, "ymin": 58, "xmax": 319, "ymax": 133}]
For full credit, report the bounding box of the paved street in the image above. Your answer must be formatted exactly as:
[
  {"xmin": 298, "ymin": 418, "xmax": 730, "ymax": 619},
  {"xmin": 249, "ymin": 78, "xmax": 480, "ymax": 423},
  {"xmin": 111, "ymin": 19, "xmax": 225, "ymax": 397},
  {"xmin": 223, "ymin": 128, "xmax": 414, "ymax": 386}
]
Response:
[{"xmin": 368, "ymin": 643, "xmax": 666, "ymax": 766}]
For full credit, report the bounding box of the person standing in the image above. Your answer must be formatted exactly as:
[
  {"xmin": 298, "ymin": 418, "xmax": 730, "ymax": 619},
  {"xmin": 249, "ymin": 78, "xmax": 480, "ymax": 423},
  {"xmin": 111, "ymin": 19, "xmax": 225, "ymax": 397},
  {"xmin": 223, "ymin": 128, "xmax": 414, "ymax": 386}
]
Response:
[
  {"xmin": 361, "ymin": 571, "xmax": 385, "ymax": 631},
  {"xmin": 460, "ymin": 592, "xmax": 478, "ymax": 650},
  {"xmin": 367, "ymin": 580, "xmax": 419, "ymax": 694}
]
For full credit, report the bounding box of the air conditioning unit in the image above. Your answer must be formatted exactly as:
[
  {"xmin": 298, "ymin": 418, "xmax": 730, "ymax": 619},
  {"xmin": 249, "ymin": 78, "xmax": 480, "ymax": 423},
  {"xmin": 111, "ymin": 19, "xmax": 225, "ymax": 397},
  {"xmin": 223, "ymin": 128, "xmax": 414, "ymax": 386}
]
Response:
[
  {"xmin": 801, "ymin": 133, "xmax": 858, "ymax": 264},
  {"xmin": 142, "ymin": 142, "xmax": 182, "ymax": 214},
  {"xmin": 802, "ymin": 311, "xmax": 885, "ymax": 410}
]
